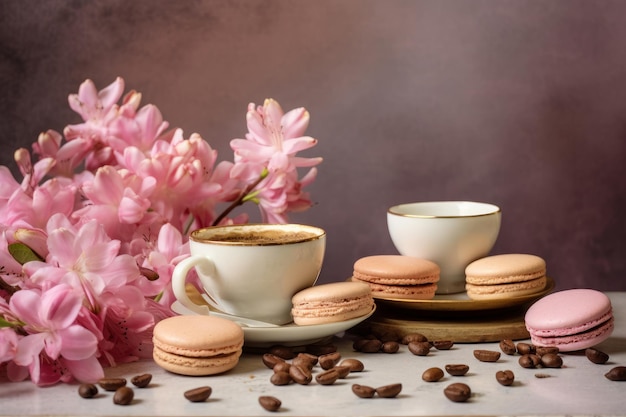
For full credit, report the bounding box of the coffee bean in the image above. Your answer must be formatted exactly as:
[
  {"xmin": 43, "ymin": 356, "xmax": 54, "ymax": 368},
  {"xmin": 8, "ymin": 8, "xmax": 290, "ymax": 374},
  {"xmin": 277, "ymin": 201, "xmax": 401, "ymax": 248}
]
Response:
[
  {"xmin": 184, "ymin": 386, "xmax": 212, "ymax": 402},
  {"xmin": 401, "ymin": 333, "xmax": 428, "ymax": 344},
  {"xmin": 381, "ymin": 341, "xmax": 400, "ymax": 353},
  {"xmin": 273, "ymin": 362, "xmax": 291, "ymax": 373},
  {"xmin": 473, "ymin": 349, "xmax": 501, "ymax": 362},
  {"xmin": 293, "ymin": 353, "xmax": 318, "ymax": 370},
  {"xmin": 258, "ymin": 395, "xmax": 282, "ymax": 412},
  {"xmin": 288, "ymin": 364, "xmax": 313, "ymax": 385},
  {"xmin": 443, "ymin": 382, "xmax": 471, "ymax": 402},
  {"xmin": 113, "ymin": 387, "xmax": 134, "ymax": 405},
  {"xmin": 270, "ymin": 371, "xmax": 292, "ymax": 386},
  {"xmin": 340, "ymin": 358, "xmax": 365, "ymax": 372},
  {"xmin": 519, "ymin": 354, "xmax": 541, "ymax": 369},
  {"xmin": 585, "ymin": 347, "xmax": 609, "ymax": 364},
  {"xmin": 535, "ymin": 346, "xmax": 559, "ymax": 357},
  {"xmin": 516, "ymin": 342, "xmax": 536, "ymax": 355},
  {"xmin": 408, "ymin": 341, "xmax": 431, "ymax": 356},
  {"xmin": 495, "ymin": 370, "xmax": 515, "ymax": 386},
  {"xmin": 445, "ymin": 364, "xmax": 469, "ymax": 376},
  {"xmin": 375, "ymin": 383, "xmax": 402, "ymax": 398},
  {"xmin": 315, "ymin": 368, "xmax": 340, "ymax": 385},
  {"xmin": 358, "ymin": 339, "xmax": 383, "ymax": 353},
  {"xmin": 130, "ymin": 373, "xmax": 152, "ymax": 388},
  {"xmin": 605, "ymin": 366, "xmax": 626, "ymax": 381},
  {"xmin": 78, "ymin": 383, "xmax": 98, "ymax": 399},
  {"xmin": 499, "ymin": 339, "xmax": 517, "ymax": 355},
  {"xmin": 422, "ymin": 367, "xmax": 444, "ymax": 382},
  {"xmin": 318, "ymin": 352, "xmax": 341, "ymax": 369},
  {"xmin": 352, "ymin": 383, "xmax": 376, "ymax": 398},
  {"xmin": 540, "ymin": 353, "xmax": 563, "ymax": 368},
  {"xmin": 305, "ymin": 343, "xmax": 337, "ymax": 356},
  {"xmin": 534, "ymin": 373, "xmax": 552, "ymax": 378},
  {"xmin": 333, "ymin": 365, "xmax": 351, "ymax": 378},
  {"xmin": 262, "ymin": 353, "xmax": 285, "ymax": 369},
  {"xmin": 98, "ymin": 378, "xmax": 127, "ymax": 391},
  {"xmin": 269, "ymin": 345, "xmax": 295, "ymax": 359},
  {"xmin": 432, "ymin": 340, "xmax": 454, "ymax": 350}
]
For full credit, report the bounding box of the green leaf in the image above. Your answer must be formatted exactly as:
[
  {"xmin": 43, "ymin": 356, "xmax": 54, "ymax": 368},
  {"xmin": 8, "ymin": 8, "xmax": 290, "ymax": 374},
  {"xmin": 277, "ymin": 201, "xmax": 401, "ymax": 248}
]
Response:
[{"xmin": 8, "ymin": 242, "xmax": 44, "ymax": 264}]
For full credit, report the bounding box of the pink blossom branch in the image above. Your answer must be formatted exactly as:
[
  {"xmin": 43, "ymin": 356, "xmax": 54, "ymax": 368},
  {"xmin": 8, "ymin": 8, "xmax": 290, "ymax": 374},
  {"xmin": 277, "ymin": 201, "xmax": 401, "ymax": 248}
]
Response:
[{"xmin": 211, "ymin": 169, "xmax": 268, "ymax": 226}]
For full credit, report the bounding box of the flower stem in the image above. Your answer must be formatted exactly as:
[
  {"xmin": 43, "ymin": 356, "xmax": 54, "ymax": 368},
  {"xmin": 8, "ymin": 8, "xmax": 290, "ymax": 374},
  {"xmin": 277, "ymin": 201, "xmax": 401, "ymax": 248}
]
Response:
[
  {"xmin": 0, "ymin": 276, "xmax": 19, "ymax": 295},
  {"xmin": 211, "ymin": 168, "xmax": 269, "ymax": 226}
]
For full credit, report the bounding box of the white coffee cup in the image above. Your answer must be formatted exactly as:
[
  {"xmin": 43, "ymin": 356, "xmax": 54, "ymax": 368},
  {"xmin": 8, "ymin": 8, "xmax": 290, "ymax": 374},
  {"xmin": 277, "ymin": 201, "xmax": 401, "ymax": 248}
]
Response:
[
  {"xmin": 172, "ymin": 223, "xmax": 326, "ymax": 325},
  {"xmin": 387, "ymin": 201, "xmax": 501, "ymax": 294}
]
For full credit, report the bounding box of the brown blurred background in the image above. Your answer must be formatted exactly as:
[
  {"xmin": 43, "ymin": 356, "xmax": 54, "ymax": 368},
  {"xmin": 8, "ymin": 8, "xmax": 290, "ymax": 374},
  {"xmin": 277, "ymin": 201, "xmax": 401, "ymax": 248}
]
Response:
[{"xmin": 1, "ymin": 0, "xmax": 625, "ymax": 291}]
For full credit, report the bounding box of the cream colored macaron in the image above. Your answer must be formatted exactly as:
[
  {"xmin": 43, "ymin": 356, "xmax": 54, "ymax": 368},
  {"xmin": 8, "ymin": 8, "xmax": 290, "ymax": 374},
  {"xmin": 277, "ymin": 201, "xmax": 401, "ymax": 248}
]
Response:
[
  {"xmin": 152, "ymin": 315, "xmax": 244, "ymax": 376},
  {"xmin": 465, "ymin": 254, "xmax": 547, "ymax": 300}
]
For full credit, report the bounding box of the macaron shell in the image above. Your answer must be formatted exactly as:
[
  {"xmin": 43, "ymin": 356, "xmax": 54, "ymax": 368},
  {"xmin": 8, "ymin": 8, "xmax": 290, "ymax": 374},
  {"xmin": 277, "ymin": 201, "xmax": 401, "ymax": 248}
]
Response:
[
  {"xmin": 353, "ymin": 255, "xmax": 440, "ymax": 285},
  {"xmin": 529, "ymin": 317, "xmax": 614, "ymax": 352},
  {"xmin": 351, "ymin": 276, "xmax": 438, "ymax": 300},
  {"xmin": 291, "ymin": 281, "xmax": 374, "ymax": 325},
  {"xmin": 466, "ymin": 276, "xmax": 547, "ymax": 300},
  {"xmin": 465, "ymin": 254, "xmax": 546, "ymax": 284},
  {"xmin": 153, "ymin": 346, "xmax": 241, "ymax": 376}
]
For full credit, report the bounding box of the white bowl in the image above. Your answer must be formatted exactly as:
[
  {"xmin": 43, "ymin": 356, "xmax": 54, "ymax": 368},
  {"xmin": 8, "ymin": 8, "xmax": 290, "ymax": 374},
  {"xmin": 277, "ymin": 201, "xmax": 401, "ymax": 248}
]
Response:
[{"xmin": 387, "ymin": 201, "xmax": 501, "ymax": 294}]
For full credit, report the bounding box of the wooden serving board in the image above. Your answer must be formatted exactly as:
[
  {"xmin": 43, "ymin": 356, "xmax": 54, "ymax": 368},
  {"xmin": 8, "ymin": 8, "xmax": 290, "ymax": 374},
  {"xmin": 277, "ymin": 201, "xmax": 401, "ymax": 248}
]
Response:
[{"xmin": 355, "ymin": 308, "xmax": 530, "ymax": 343}]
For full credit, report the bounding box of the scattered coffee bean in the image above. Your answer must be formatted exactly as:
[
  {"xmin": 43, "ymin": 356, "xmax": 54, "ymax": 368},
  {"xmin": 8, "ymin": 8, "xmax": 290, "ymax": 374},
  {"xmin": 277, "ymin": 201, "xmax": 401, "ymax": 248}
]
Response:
[
  {"xmin": 259, "ymin": 395, "xmax": 282, "ymax": 412},
  {"xmin": 98, "ymin": 377, "xmax": 127, "ymax": 391},
  {"xmin": 340, "ymin": 358, "xmax": 365, "ymax": 372},
  {"xmin": 408, "ymin": 341, "xmax": 431, "ymax": 356},
  {"xmin": 495, "ymin": 370, "xmax": 515, "ymax": 386},
  {"xmin": 432, "ymin": 340, "xmax": 454, "ymax": 350},
  {"xmin": 535, "ymin": 346, "xmax": 559, "ymax": 357},
  {"xmin": 288, "ymin": 364, "xmax": 313, "ymax": 385},
  {"xmin": 130, "ymin": 373, "xmax": 152, "ymax": 388},
  {"xmin": 499, "ymin": 339, "xmax": 517, "ymax": 355},
  {"xmin": 273, "ymin": 362, "xmax": 291, "ymax": 373},
  {"xmin": 269, "ymin": 345, "xmax": 295, "ymax": 359},
  {"xmin": 270, "ymin": 371, "xmax": 292, "ymax": 386},
  {"xmin": 473, "ymin": 349, "xmax": 501, "ymax": 362},
  {"xmin": 319, "ymin": 352, "xmax": 341, "ymax": 369},
  {"xmin": 293, "ymin": 353, "xmax": 318, "ymax": 370},
  {"xmin": 516, "ymin": 342, "xmax": 536, "ymax": 355},
  {"xmin": 315, "ymin": 368, "xmax": 340, "ymax": 385},
  {"xmin": 352, "ymin": 383, "xmax": 376, "ymax": 398},
  {"xmin": 422, "ymin": 367, "xmax": 444, "ymax": 382},
  {"xmin": 381, "ymin": 341, "xmax": 400, "ymax": 353},
  {"xmin": 443, "ymin": 382, "xmax": 471, "ymax": 402},
  {"xmin": 334, "ymin": 365, "xmax": 352, "ymax": 379},
  {"xmin": 78, "ymin": 383, "xmax": 98, "ymax": 399},
  {"xmin": 445, "ymin": 364, "xmax": 469, "ymax": 377},
  {"xmin": 113, "ymin": 386, "xmax": 134, "ymax": 405},
  {"xmin": 262, "ymin": 353, "xmax": 285, "ymax": 369},
  {"xmin": 586, "ymin": 347, "xmax": 609, "ymax": 364},
  {"xmin": 375, "ymin": 383, "xmax": 402, "ymax": 398},
  {"xmin": 540, "ymin": 353, "xmax": 563, "ymax": 368},
  {"xmin": 401, "ymin": 333, "xmax": 428, "ymax": 344},
  {"xmin": 534, "ymin": 373, "xmax": 552, "ymax": 378},
  {"xmin": 184, "ymin": 386, "xmax": 212, "ymax": 402},
  {"xmin": 377, "ymin": 330, "xmax": 401, "ymax": 343},
  {"xmin": 605, "ymin": 366, "xmax": 626, "ymax": 381},
  {"xmin": 519, "ymin": 354, "xmax": 541, "ymax": 369},
  {"xmin": 357, "ymin": 339, "xmax": 383, "ymax": 353}
]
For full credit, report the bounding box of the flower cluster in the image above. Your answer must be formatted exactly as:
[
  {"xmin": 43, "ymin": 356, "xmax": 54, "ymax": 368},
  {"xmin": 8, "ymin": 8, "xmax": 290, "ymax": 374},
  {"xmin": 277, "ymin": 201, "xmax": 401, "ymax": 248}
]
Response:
[{"xmin": 0, "ymin": 77, "xmax": 321, "ymax": 385}]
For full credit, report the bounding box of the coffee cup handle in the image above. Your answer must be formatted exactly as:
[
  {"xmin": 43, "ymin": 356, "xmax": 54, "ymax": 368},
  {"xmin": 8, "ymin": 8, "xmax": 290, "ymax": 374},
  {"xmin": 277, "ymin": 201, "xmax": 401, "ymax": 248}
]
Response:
[{"xmin": 172, "ymin": 254, "xmax": 217, "ymax": 315}]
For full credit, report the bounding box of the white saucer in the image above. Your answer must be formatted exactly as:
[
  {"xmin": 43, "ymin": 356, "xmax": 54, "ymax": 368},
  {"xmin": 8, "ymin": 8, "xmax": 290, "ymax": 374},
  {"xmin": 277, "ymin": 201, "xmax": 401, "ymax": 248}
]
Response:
[{"xmin": 171, "ymin": 301, "xmax": 376, "ymax": 347}]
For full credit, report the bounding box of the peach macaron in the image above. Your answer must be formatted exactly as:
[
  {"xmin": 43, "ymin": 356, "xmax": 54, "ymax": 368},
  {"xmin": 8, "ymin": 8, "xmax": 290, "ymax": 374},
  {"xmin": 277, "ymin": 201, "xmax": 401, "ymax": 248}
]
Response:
[
  {"xmin": 152, "ymin": 315, "xmax": 244, "ymax": 376},
  {"xmin": 291, "ymin": 281, "xmax": 374, "ymax": 325},
  {"xmin": 465, "ymin": 254, "xmax": 547, "ymax": 300},
  {"xmin": 351, "ymin": 255, "xmax": 440, "ymax": 300}
]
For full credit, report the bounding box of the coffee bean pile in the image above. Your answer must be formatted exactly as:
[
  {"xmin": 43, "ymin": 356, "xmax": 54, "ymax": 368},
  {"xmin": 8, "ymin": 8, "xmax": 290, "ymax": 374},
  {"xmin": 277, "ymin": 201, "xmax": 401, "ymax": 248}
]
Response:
[{"xmin": 77, "ymin": 374, "xmax": 153, "ymax": 406}]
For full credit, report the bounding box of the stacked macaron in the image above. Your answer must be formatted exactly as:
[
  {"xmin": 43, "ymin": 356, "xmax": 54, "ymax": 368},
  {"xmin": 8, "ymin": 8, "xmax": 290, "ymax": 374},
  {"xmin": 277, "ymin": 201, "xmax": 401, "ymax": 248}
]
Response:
[
  {"xmin": 291, "ymin": 281, "xmax": 374, "ymax": 325},
  {"xmin": 351, "ymin": 255, "xmax": 440, "ymax": 300},
  {"xmin": 464, "ymin": 254, "xmax": 547, "ymax": 300},
  {"xmin": 524, "ymin": 289, "xmax": 614, "ymax": 352},
  {"xmin": 152, "ymin": 315, "xmax": 244, "ymax": 376}
]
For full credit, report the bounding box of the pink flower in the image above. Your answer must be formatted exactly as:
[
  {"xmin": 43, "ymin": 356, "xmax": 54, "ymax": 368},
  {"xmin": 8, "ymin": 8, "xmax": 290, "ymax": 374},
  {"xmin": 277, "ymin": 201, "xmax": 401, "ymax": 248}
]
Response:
[{"xmin": 10, "ymin": 284, "xmax": 102, "ymax": 385}]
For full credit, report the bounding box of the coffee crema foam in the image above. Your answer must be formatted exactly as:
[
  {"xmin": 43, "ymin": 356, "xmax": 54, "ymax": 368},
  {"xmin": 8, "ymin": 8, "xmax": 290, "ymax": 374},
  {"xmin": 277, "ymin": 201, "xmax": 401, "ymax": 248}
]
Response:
[{"xmin": 197, "ymin": 230, "xmax": 319, "ymax": 245}]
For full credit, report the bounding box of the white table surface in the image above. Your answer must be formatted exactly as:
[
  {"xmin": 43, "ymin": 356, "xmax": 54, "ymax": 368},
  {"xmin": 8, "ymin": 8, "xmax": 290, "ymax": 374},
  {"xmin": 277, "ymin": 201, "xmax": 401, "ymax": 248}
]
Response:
[{"xmin": 2, "ymin": 292, "xmax": 625, "ymax": 417}]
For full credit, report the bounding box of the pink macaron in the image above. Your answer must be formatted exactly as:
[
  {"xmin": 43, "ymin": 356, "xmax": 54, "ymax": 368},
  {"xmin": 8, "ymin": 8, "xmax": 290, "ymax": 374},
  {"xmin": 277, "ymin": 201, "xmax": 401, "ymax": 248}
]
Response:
[{"xmin": 524, "ymin": 289, "xmax": 614, "ymax": 352}]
